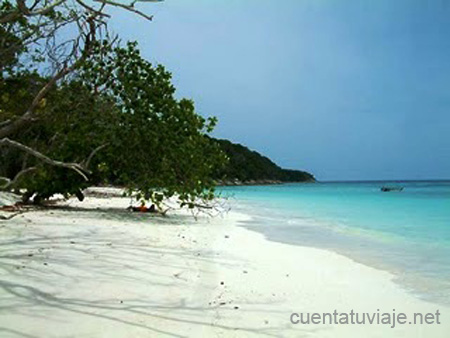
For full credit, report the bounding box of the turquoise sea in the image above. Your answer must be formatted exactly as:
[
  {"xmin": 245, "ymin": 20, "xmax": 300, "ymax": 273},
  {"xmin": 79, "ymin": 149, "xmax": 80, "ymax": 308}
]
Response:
[{"xmin": 220, "ymin": 181, "xmax": 450, "ymax": 305}]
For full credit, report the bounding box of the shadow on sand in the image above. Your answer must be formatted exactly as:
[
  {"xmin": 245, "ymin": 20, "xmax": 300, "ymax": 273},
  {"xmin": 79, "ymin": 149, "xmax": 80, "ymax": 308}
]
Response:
[{"xmin": 0, "ymin": 207, "xmax": 319, "ymax": 338}]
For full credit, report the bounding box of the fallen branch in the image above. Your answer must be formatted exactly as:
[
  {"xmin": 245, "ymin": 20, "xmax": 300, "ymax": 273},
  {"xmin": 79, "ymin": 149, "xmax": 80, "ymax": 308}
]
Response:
[{"xmin": 0, "ymin": 211, "xmax": 24, "ymax": 220}]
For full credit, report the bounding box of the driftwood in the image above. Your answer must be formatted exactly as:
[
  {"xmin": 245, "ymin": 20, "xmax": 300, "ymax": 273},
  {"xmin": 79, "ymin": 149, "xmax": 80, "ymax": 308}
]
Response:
[
  {"xmin": 0, "ymin": 211, "xmax": 24, "ymax": 220},
  {"xmin": 0, "ymin": 203, "xmax": 28, "ymax": 220}
]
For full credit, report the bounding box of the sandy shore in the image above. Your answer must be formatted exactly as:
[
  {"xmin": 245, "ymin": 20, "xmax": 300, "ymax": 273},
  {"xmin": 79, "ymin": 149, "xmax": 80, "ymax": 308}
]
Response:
[{"xmin": 0, "ymin": 194, "xmax": 448, "ymax": 337}]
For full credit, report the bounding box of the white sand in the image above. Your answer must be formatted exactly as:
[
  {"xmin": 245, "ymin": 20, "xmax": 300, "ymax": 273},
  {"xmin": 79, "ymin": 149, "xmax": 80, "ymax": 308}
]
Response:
[{"xmin": 0, "ymin": 194, "xmax": 448, "ymax": 337}]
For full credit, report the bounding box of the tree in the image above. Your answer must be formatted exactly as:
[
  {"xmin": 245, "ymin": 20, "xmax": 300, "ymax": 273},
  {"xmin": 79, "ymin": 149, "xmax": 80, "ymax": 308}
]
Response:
[
  {"xmin": 0, "ymin": 77, "xmax": 120, "ymax": 201},
  {"xmin": 0, "ymin": 0, "xmax": 161, "ymax": 176},
  {"xmin": 80, "ymin": 42, "xmax": 227, "ymax": 206},
  {"xmin": 1, "ymin": 34, "xmax": 227, "ymax": 207}
]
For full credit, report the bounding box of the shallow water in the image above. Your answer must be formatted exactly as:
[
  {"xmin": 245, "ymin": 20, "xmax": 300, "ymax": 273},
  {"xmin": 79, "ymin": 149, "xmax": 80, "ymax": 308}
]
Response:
[{"xmin": 219, "ymin": 181, "xmax": 450, "ymax": 305}]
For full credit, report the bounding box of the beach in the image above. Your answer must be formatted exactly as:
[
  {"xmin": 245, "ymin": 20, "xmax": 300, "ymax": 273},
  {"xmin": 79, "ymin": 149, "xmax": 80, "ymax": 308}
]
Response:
[
  {"xmin": 0, "ymin": 193, "xmax": 449, "ymax": 337},
  {"xmin": 2, "ymin": 0, "xmax": 449, "ymax": 337}
]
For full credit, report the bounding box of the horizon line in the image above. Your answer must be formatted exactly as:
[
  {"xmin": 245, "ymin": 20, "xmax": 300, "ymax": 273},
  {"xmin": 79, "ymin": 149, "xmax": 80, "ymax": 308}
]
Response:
[{"xmin": 316, "ymin": 179, "xmax": 450, "ymax": 183}]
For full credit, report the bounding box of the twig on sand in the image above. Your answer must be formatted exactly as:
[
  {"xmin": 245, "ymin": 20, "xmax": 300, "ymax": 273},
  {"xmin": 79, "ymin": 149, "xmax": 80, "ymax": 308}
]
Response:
[{"xmin": 0, "ymin": 211, "xmax": 24, "ymax": 220}]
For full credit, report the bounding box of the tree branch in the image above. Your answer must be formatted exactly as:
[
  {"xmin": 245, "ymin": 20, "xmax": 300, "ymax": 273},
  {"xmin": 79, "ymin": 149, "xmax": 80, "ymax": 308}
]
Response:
[
  {"xmin": 84, "ymin": 143, "xmax": 109, "ymax": 169},
  {"xmin": 0, "ymin": 120, "xmax": 12, "ymax": 128},
  {"xmin": 24, "ymin": 0, "xmax": 68, "ymax": 17},
  {"xmin": 0, "ymin": 138, "xmax": 90, "ymax": 181},
  {"xmin": 0, "ymin": 211, "xmax": 25, "ymax": 220},
  {"xmin": 93, "ymin": 0, "xmax": 160, "ymax": 21},
  {"xmin": 75, "ymin": 0, "xmax": 111, "ymax": 18},
  {"xmin": 0, "ymin": 167, "xmax": 37, "ymax": 190},
  {"xmin": 0, "ymin": 0, "xmax": 69, "ymax": 24},
  {"xmin": 0, "ymin": 63, "xmax": 76, "ymax": 139}
]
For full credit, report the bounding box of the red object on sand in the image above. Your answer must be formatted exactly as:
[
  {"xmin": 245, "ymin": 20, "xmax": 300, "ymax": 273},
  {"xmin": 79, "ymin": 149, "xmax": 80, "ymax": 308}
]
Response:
[{"xmin": 128, "ymin": 205, "xmax": 156, "ymax": 213}]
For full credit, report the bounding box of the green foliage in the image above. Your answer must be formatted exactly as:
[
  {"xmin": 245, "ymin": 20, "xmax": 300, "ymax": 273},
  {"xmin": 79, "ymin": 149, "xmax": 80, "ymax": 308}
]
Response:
[
  {"xmin": 214, "ymin": 139, "xmax": 315, "ymax": 183},
  {"xmin": 80, "ymin": 42, "xmax": 227, "ymax": 205},
  {"xmin": 0, "ymin": 78, "xmax": 119, "ymax": 198},
  {"xmin": 1, "ymin": 1, "xmax": 313, "ymax": 205},
  {"xmin": 0, "ymin": 1, "xmax": 25, "ymax": 73},
  {"xmin": 0, "ymin": 71, "xmax": 45, "ymax": 118},
  {"xmin": 1, "ymin": 41, "xmax": 227, "ymax": 206},
  {"xmin": 0, "ymin": 1, "xmax": 62, "ymax": 76}
]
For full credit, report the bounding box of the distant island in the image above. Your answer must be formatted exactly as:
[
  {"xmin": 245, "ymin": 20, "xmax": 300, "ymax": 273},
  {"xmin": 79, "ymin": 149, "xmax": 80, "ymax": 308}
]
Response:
[{"xmin": 214, "ymin": 139, "xmax": 315, "ymax": 185}]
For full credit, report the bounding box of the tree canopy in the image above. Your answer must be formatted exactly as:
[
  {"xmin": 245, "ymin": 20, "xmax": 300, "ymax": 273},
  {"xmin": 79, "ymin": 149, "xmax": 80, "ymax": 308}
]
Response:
[{"xmin": 0, "ymin": 0, "xmax": 227, "ymax": 208}]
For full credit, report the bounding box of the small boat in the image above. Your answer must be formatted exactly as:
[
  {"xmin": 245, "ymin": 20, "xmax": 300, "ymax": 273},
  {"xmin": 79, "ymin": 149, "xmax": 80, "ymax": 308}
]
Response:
[{"xmin": 381, "ymin": 186, "xmax": 404, "ymax": 192}]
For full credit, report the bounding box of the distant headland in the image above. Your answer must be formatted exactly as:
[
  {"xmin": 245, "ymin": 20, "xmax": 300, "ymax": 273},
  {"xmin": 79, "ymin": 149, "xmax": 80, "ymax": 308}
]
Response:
[{"xmin": 214, "ymin": 138, "xmax": 315, "ymax": 186}]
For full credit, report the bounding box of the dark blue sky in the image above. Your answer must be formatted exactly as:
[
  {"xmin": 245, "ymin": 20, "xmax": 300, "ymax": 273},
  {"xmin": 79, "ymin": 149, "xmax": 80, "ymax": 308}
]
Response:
[{"xmin": 109, "ymin": 0, "xmax": 450, "ymax": 180}]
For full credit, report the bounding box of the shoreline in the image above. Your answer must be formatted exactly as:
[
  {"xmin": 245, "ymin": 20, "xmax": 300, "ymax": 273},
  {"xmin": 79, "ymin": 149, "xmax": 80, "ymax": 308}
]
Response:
[
  {"xmin": 221, "ymin": 183, "xmax": 450, "ymax": 308},
  {"xmin": 0, "ymin": 195, "xmax": 448, "ymax": 337},
  {"xmin": 238, "ymin": 212, "xmax": 450, "ymax": 308}
]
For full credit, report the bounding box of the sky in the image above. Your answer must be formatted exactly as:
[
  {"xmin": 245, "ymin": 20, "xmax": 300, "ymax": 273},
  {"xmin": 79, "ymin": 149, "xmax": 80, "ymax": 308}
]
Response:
[{"xmin": 107, "ymin": 0, "xmax": 450, "ymax": 181}]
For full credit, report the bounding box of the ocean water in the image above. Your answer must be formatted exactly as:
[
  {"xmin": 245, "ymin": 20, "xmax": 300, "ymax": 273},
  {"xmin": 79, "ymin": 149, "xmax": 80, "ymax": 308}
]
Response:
[{"xmin": 219, "ymin": 181, "xmax": 450, "ymax": 305}]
